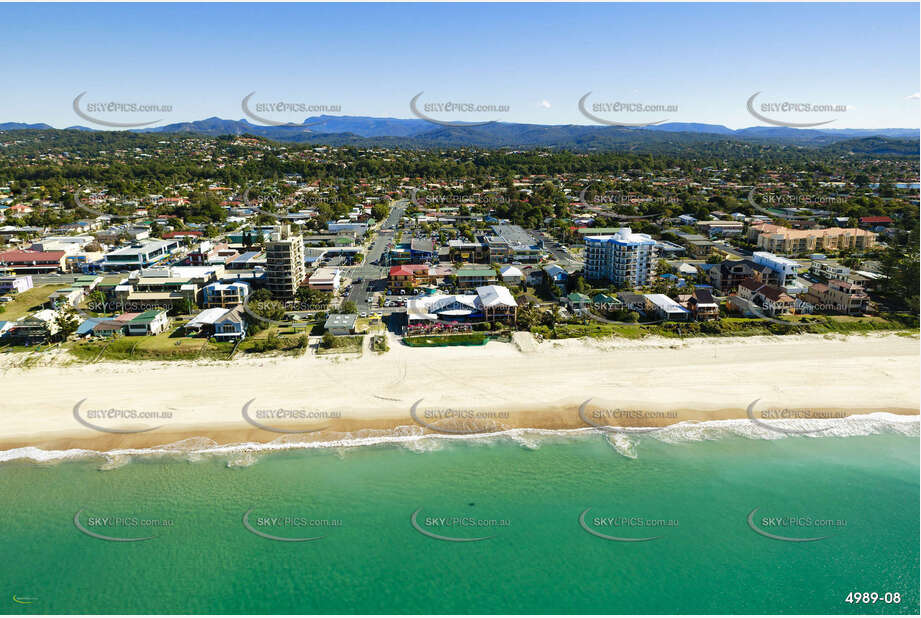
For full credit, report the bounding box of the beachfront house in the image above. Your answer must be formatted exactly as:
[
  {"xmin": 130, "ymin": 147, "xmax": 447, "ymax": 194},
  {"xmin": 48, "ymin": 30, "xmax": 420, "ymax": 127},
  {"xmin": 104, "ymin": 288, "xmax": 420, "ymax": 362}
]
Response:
[
  {"xmin": 213, "ymin": 306, "xmax": 246, "ymax": 340},
  {"xmin": 125, "ymin": 309, "xmax": 170, "ymax": 336}
]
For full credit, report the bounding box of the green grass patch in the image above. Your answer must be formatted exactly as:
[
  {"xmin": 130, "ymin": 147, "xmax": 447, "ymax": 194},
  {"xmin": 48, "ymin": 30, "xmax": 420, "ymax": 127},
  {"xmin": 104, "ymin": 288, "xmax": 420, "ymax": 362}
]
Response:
[
  {"xmin": 404, "ymin": 333, "xmax": 490, "ymax": 347},
  {"xmin": 0, "ymin": 285, "xmax": 66, "ymax": 320},
  {"xmin": 539, "ymin": 313, "xmax": 917, "ymax": 341},
  {"xmin": 317, "ymin": 334, "xmax": 363, "ymax": 355}
]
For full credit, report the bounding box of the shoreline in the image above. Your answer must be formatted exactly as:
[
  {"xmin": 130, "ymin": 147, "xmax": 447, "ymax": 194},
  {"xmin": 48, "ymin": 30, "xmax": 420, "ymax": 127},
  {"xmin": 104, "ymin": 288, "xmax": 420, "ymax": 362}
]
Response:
[{"xmin": 1, "ymin": 332, "xmax": 918, "ymax": 457}]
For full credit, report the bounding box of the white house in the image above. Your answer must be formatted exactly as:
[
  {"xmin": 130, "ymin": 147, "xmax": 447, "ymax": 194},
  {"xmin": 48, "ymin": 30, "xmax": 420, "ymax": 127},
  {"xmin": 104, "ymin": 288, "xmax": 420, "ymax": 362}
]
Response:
[
  {"xmin": 499, "ymin": 265, "xmax": 523, "ymax": 285},
  {"xmin": 308, "ymin": 267, "xmax": 341, "ymax": 292}
]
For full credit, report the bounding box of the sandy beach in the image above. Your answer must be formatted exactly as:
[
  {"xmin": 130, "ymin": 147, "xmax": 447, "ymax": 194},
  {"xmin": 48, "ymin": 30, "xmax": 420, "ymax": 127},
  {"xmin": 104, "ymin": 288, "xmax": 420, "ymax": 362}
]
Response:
[{"xmin": 0, "ymin": 332, "xmax": 918, "ymax": 453}]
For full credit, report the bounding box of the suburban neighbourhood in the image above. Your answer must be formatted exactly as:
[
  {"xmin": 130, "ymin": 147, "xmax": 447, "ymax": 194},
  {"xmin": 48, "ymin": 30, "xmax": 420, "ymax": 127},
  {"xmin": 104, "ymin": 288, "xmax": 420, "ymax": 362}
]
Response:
[{"xmin": 0, "ymin": 131, "xmax": 917, "ymax": 362}]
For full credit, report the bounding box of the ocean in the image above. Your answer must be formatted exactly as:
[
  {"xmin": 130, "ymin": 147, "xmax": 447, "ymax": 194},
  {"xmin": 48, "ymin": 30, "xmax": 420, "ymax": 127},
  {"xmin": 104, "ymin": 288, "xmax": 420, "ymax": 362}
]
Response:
[{"xmin": 1, "ymin": 419, "xmax": 918, "ymax": 614}]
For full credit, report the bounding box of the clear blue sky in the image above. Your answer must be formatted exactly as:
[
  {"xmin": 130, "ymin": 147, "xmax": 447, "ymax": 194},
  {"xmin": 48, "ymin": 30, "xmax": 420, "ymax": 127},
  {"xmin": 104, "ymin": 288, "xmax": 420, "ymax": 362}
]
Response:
[{"xmin": 1, "ymin": 2, "xmax": 918, "ymax": 129}]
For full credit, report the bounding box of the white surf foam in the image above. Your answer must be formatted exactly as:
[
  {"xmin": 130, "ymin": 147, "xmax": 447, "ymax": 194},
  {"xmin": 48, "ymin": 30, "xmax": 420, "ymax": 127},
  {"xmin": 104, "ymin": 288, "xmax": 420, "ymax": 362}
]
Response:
[{"xmin": 1, "ymin": 412, "xmax": 916, "ymax": 465}]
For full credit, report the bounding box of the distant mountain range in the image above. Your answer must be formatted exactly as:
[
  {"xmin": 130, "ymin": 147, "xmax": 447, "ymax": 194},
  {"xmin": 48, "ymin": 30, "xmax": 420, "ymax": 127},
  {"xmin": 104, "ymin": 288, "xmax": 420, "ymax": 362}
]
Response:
[{"xmin": 0, "ymin": 116, "xmax": 917, "ymax": 153}]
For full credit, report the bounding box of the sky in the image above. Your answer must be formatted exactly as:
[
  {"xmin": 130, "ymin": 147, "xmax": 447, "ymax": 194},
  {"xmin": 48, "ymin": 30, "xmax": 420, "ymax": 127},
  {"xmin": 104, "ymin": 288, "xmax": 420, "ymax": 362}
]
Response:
[{"xmin": 0, "ymin": 2, "xmax": 918, "ymax": 129}]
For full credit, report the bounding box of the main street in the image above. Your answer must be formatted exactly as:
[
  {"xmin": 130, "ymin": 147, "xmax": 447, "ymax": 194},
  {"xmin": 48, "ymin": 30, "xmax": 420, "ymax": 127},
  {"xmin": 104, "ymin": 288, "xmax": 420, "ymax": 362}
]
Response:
[{"xmin": 345, "ymin": 199, "xmax": 406, "ymax": 312}]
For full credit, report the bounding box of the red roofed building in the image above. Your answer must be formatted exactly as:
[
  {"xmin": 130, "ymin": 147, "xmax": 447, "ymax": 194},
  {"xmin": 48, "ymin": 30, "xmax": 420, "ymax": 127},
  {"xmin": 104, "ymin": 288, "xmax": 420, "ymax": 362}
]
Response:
[
  {"xmin": 388, "ymin": 264, "xmax": 450, "ymax": 291},
  {"xmin": 859, "ymin": 216, "xmax": 892, "ymax": 227},
  {"xmin": 162, "ymin": 230, "xmax": 203, "ymax": 239},
  {"xmin": 0, "ymin": 249, "xmax": 66, "ymax": 273}
]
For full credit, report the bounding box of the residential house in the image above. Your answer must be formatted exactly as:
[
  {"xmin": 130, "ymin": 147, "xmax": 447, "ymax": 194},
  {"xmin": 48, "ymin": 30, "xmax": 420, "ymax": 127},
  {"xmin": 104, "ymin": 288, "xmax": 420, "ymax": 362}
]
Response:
[
  {"xmin": 125, "ymin": 309, "xmax": 170, "ymax": 336},
  {"xmin": 213, "ymin": 306, "xmax": 246, "ymax": 340},
  {"xmin": 736, "ymin": 278, "xmax": 795, "ymax": 317},
  {"xmin": 13, "ymin": 309, "xmax": 60, "ymax": 343},
  {"xmin": 0, "ymin": 274, "xmax": 33, "ymax": 294},
  {"xmin": 644, "ymin": 293, "xmax": 691, "ymax": 321},
  {"xmin": 499, "ymin": 265, "xmax": 523, "ymax": 286},
  {"xmin": 709, "ymin": 259, "xmax": 775, "ymax": 293},
  {"xmin": 541, "ymin": 263, "xmax": 568, "ymax": 292},
  {"xmin": 687, "ymin": 288, "xmax": 719, "ymax": 320},
  {"xmin": 564, "ymin": 292, "xmax": 591, "ymax": 314}
]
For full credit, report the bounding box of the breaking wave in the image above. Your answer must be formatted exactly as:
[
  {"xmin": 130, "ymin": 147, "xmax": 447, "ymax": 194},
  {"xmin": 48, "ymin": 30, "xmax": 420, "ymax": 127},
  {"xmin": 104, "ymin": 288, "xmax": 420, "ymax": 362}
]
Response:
[{"xmin": 1, "ymin": 412, "xmax": 916, "ymax": 465}]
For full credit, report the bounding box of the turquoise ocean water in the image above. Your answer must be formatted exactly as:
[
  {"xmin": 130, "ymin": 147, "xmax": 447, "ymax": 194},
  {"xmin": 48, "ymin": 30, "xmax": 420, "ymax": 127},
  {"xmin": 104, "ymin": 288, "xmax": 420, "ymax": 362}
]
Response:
[{"xmin": 1, "ymin": 430, "xmax": 918, "ymax": 614}]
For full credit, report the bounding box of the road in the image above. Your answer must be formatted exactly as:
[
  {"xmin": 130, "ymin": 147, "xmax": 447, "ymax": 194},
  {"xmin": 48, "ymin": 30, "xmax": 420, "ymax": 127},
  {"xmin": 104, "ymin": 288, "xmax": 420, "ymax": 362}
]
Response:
[
  {"xmin": 532, "ymin": 230, "xmax": 582, "ymax": 269},
  {"xmin": 345, "ymin": 200, "xmax": 406, "ymax": 312}
]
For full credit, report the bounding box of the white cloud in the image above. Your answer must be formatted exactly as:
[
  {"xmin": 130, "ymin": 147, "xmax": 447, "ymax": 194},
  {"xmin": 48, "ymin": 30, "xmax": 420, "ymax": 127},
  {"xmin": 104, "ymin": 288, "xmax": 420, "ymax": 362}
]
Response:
[
  {"xmin": 906, "ymin": 92, "xmax": 921, "ymax": 100},
  {"xmin": 538, "ymin": 99, "xmax": 551, "ymax": 109}
]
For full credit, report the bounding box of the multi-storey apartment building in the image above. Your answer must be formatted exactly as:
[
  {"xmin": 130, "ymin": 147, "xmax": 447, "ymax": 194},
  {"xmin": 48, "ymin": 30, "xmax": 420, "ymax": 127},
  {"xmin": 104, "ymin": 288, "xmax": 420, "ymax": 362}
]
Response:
[
  {"xmin": 202, "ymin": 281, "xmax": 250, "ymax": 308},
  {"xmin": 264, "ymin": 226, "xmax": 305, "ymax": 300},
  {"xmin": 802, "ymin": 279, "xmax": 870, "ymax": 315},
  {"xmin": 584, "ymin": 228, "xmax": 657, "ymax": 287},
  {"xmin": 748, "ymin": 223, "xmax": 876, "ymax": 254}
]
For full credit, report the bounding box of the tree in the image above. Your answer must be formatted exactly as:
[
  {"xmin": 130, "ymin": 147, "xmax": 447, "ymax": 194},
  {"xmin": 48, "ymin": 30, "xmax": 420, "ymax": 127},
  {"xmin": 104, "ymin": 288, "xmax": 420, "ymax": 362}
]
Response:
[
  {"xmin": 371, "ymin": 203, "xmax": 389, "ymax": 222},
  {"xmin": 54, "ymin": 307, "xmax": 80, "ymax": 340}
]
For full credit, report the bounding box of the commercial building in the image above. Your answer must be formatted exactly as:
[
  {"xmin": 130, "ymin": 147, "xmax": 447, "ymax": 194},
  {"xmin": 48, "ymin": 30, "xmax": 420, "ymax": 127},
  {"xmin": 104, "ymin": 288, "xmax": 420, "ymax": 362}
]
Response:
[
  {"xmin": 388, "ymin": 238, "xmax": 436, "ymax": 265},
  {"xmin": 308, "ymin": 267, "xmax": 342, "ymax": 292},
  {"xmin": 100, "ymin": 239, "xmax": 180, "ymax": 271},
  {"xmin": 446, "ymin": 225, "xmax": 543, "ymax": 264},
  {"xmin": 264, "ymin": 226, "xmax": 305, "ymax": 300},
  {"xmin": 388, "ymin": 264, "xmax": 450, "ymax": 291},
  {"xmin": 0, "ymin": 249, "xmax": 67, "ymax": 273},
  {"xmin": 456, "ymin": 265, "xmax": 498, "ymax": 289},
  {"xmin": 584, "ymin": 228, "xmax": 657, "ymax": 287},
  {"xmin": 406, "ymin": 285, "xmax": 518, "ymax": 324},
  {"xmin": 486, "ymin": 224, "xmax": 543, "ymax": 263}
]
